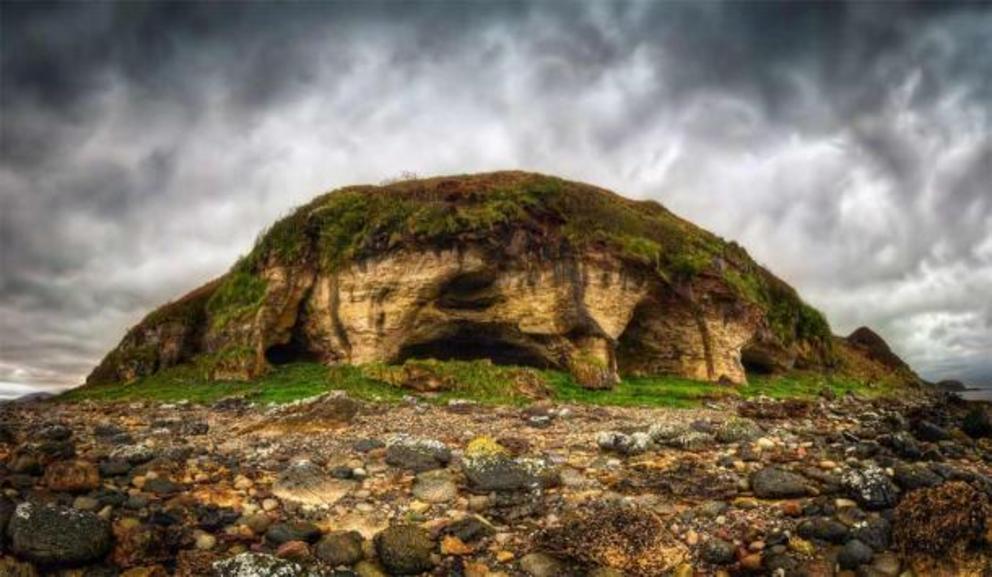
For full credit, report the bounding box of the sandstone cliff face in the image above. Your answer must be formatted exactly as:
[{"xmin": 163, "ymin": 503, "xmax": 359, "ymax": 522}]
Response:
[{"xmin": 88, "ymin": 172, "xmax": 841, "ymax": 389}]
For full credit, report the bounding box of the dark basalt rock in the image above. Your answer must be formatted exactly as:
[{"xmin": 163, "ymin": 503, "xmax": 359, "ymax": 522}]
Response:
[
  {"xmin": 797, "ymin": 517, "xmax": 849, "ymax": 543},
  {"xmin": 750, "ymin": 467, "xmax": 808, "ymax": 499},
  {"xmin": 7, "ymin": 502, "xmax": 113, "ymax": 567}
]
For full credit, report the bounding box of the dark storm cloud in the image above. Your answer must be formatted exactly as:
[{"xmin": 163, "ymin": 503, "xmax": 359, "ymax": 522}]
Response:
[{"xmin": 2, "ymin": 1, "xmax": 991, "ymax": 397}]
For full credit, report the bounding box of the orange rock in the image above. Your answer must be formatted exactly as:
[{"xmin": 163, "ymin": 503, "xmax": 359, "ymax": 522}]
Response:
[
  {"xmin": 441, "ymin": 535, "xmax": 473, "ymax": 555},
  {"xmin": 780, "ymin": 500, "xmax": 803, "ymax": 517},
  {"xmin": 43, "ymin": 460, "xmax": 100, "ymax": 492},
  {"xmin": 495, "ymin": 550, "xmax": 515, "ymax": 563},
  {"xmin": 740, "ymin": 553, "xmax": 762, "ymax": 571},
  {"xmin": 120, "ymin": 567, "xmax": 168, "ymax": 577},
  {"xmin": 464, "ymin": 562, "xmax": 491, "ymax": 577},
  {"xmin": 276, "ymin": 540, "xmax": 311, "ymax": 560}
]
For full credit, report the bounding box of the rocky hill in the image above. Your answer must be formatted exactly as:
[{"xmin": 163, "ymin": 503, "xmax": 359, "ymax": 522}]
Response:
[{"xmin": 86, "ymin": 172, "xmax": 916, "ymax": 390}]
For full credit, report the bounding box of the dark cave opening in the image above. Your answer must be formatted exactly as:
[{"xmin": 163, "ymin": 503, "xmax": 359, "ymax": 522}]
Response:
[
  {"xmin": 397, "ymin": 327, "xmax": 554, "ymax": 369},
  {"xmin": 741, "ymin": 346, "xmax": 776, "ymax": 375},
  {"xmin": 265, "ymin": 337, "xmax": 320, "ymax": 365}
]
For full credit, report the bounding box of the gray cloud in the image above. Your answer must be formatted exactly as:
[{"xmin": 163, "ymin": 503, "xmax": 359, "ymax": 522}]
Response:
[{"xmin": 2, "ymin": 1, "xmax": 991, "ymax": 396}]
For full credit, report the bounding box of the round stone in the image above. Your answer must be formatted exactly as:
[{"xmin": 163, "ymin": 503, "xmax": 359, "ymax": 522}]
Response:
[
  {"xmin": 374, "ymin": 525, "xmax": 435, "ymax": 575},
  {"xmin": 315, "ymin": 530, "xmax": 365, "ymax": 566},
  {"xmin": 837, "ymin": 539, "xmax": 874, "ymax": 569}
]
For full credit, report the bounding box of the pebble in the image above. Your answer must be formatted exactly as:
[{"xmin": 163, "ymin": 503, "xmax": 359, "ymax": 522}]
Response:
[{"xmin": 195, "ymin": 531, "xmax": 217, "ymax": 550}]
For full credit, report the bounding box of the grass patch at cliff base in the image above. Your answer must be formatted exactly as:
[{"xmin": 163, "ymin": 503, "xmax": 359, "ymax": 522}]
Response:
[{"xmin": 62, "ymin": 360, "xmax": 906, "ymax": 407}]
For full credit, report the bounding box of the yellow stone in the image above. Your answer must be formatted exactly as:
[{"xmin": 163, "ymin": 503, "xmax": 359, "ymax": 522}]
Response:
[
  {"xmin": 788, "ymin": 537, "xmax": 815, "ymax": 556},
  {"xmin": 465, "ymin": 436, "xmax": 509, "ymax": 459},
  {"xmin": 495, "ymin": 550, "xmax": 515, "ymax": 563}
]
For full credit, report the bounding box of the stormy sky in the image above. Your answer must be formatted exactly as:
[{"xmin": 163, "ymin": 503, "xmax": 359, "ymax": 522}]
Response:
[{"xmin": 2, "ymin": 2, "xmax": 991, "ymax": 398}]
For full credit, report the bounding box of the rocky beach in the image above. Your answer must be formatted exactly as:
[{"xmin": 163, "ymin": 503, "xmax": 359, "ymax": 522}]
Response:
[{"xmin": 2, "ymin": 388, "xmax": 991, "ymax": 576}]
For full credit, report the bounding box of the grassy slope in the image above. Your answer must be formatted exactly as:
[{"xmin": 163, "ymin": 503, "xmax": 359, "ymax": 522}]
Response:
[{"xmin": 63, "ymin": 360, "xmax": 899, "ymax": 408}]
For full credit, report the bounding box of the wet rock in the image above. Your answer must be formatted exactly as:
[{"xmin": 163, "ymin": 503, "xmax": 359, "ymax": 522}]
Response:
[
  {"xmin": 647, "ymin": 421, "xmax": 689, "ymax": 442},
  {"xmin": 519, "ymin": 552, "xmax": 564, "ymax": 577},
  {"xmin": 384, "ymin": 435, "xmax": 451, "ymax": 472},
  {"xmin": 212, "ymin": 552, "xmax": 318, "ymax": 577},
  {"xmin": 750, "ymin": 467, "xmax": 808, "ymax": 499},
  {"xmin": 196, "ymin": 505, "xmax": 240, "ymax": 531},
  {"xmin": 272, "ymin": 460, "xmax": 354, "ymax": 507},
  {"xmin": 0, "ymin": 558, "xmax": 37, "ymax": 577},
  {"xmin": 738, "ymin": 399, "xmax": 810, "ymax": 419},
  {"xmin": 0, "ymin": 495, "xmax": 15, "ymax": 533},
  {"xmin": 10, "ymin": 454, "xmax": 41, "ymax": 475},
  {"xmin": 93, "ymin": 423, "xmax": 124, "ymax": 438},
  {"xmin": 763, "ymin": 553, "xmax": 798, "ymax": 573},
  {"xmin": 462, "ymin": 437, "xmax": 557, "ymax": 492},
  {"xmin": 179, "ymin": 422, "xmax": 209, "ymax": 436},
  {"xmin": 0, "ymin": 422, "xmax": 15, "ymax": 445},
  {"xmin": 443, "ymin": 516, "xmax": 495, "ymax": 542},
  {"xmin": 536, "ymin": 502, "xmax": 688, "ymax": 576},
  {"xmin": 852, "ymin": 516, "xmax": 891, "ymax": 551},
  {"xmin": 870, "ymin": 552, "xmax": 901, "ymax": 576},
  {"xmin": 699, "ymin": 538, "xmax": 736, "ymax": 565},
  {"xmin": 893, "ymin": 480, "xmax": 990, "ymax": 554},
  {"xmin": 316, "ymin": 530, "xmax": 365, "ymax": 566},
  {"xmin": 596, "ymin": 431, "xmax": 652, "ymax": 455},
  {"xmin": 142, "ymin": 477, "xmax": 180, "ymax": 495},
  {"xmin": 266, "ymin": 521, "xmax": 322, "ymax": 544},
  {"xmin": 37, "ymin": 439, "xmax": 75, "ymax": 459},
  {"xmin": 715, "ymin": 417, "xmax": 762, "ymax": 443},
  {"xmin": 797, "ymin": 517, "xmax": 849, "ymax": 543},
  {"xmin": 99, "ymin": 459, "xmax": 132, "ymax": 477},
  {"xmin": 7, "ymin": 501, "xmax": 113, "ymax": 567},
  {"xmin": 275, "ymin": 540, "xmax": 311, "ymax": 562},
  {"xmin": 43, "ymin": 459, "xmax": 101, "ymax": 493},
  {"xmin": 842, "ymin": 466, "xmax": 899, "ymax": 510},
  {"xmin": 265, "ymin": 392, "xmax": 360, "ymax": 432},
  {"xmin": 374, "ymin": 525, "xmax": 436, "ymax": 575},
  {"xmin": 888, "ymin": 432, "xmax": 922, "ymax": 459},
  {"xmin": 111, "ymin": 444, "xmax": 155, "ymax": 466},
  {"xmin": 962, "ymin": 406, "xmax": 992, "ymax": 438},
  {"xmin": 112, "ymin": 518, "xmax": 172, "ymax": 568},
  {"xmin": 665, "ymin": 431, "xmax": 715, "ymax": 450},
  {"xmin": 837, "ymin": 539, "xmax": 873, "ymax": 569},
  {"xmin": 412, "ymin": 470, "xmax": 458, "ymax": 503},
  {"xmin": 39, "ymin": 423, "xmax": 72, "ymax": 441},
  {"xmin": 892, "ymin": 463, "xmax": 941, "ymax": 491},
  {"xmin": 353, "ymin": 438, "xmax": 385, "ymax": 453},
  {"xmin": 913, "ymin": 420, "xmax": 949, "ymax": 442}
]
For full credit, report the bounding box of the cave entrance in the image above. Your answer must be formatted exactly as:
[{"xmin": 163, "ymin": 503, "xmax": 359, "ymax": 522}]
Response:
[
  {"xmin": 265, "ymin": 335, "xmax": 321, "ymax": 366},
  {"xmin": 397, "ymin": 326, "xmax": 553, "ymax": 369},
  {"xmin": 741, "ymin": 346, "xmax": 776, "ymax": 375}
]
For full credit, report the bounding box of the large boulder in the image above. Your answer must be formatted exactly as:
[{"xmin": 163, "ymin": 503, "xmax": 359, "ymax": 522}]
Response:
[
  {"xmin": 462, "ymin": 437, "xmax": 558, "ymax": 492},
  {"xmin": 7, "ymin": 502, "xmax": 113, "ymax": 567},
  {"xmin": 750, "ymin": 467, "xmax": 808, "ymax": 499},
  {"xmin": 536, "ymin": 502, "xmax": 688, "ymax": 576},
  {"xmin": 42, "ymin": 460, "xmax": 101, "ymax": 493},
  {"xmin": 842, "ymin": 465, "xmax": 899, "ymax": 510},
  {"xmin": 385, "ymin": 435, "xmax": 451, "ymax": 472},
  {"xmin": 374, "ymin": 525, "xmax": 435, "ymax": 575},
  {"xmin": 893, "ymin": 481, "xmax": 990, "ymax": 554}
]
